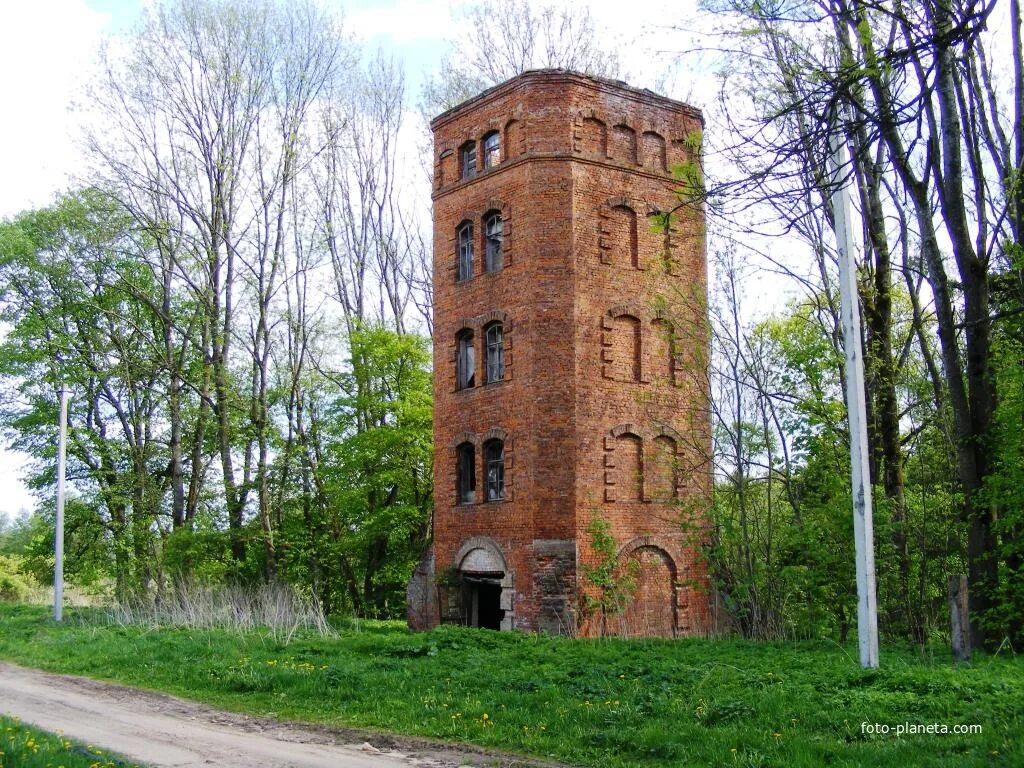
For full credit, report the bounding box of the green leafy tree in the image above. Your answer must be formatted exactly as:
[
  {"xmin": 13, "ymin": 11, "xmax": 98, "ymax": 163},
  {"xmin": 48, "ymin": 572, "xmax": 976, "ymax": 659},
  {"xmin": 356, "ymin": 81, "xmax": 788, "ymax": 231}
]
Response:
[
  {"xmin": 707, "ymin": 284, "xmax": 967, "ymax": 641},
  {"xmin": 980, "ymin": 243, "xmax": 1024, "ymax": 640},
  {"xmin": 277, "ymin": 325, "xmax": 432, "ymax": 618},
  {"xmin": 0, "ymin": 189, "xmax": 174, "ymax": 596}
]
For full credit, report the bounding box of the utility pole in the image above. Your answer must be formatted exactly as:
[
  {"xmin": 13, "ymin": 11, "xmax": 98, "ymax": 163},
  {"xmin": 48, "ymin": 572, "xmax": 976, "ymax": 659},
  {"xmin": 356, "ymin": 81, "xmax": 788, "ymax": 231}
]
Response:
[
  {"xmin": 54, "ymin": 384, "xmax": 68, "ymax": 623},
  {"xmin": 829, "ymin": 123, "xmax": 880, "ymax": 669}
]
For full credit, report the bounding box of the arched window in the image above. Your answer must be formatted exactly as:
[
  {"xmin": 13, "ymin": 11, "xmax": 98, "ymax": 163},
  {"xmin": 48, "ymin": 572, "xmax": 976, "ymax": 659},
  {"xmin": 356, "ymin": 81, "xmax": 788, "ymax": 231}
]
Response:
[
  {"xmin": 484, "ymin": 322, "xmax": 504, "ymax": 383},
  {"xmin": 460, "ymin": 140, "xmax": 477, "ymax": 179},
  {"xmin": 456, "ymin": 442, "xmax": 476, "ymax": 503},
  {"xmin": 484, "ymin": 439, "xmax": 505, "ymax": 501},
  {"xmin": 610, "ymin": 205, "xmax": 639, "ymax": 268},
  {"xmin": 437, "ymin": 148, "xmax": 454, "ymax": 187},
  {"xmin": 651, "ymin": 435, "xmax": 679, "ymax": 501},
  {"xmin": 610, "ymin": 314, "xmax": 642, "ymax": 382},
  {"xmin": 651, "ymin": 318, "xmax": 676, "ymax": 384},
  {"xmin": 482, "ymin": 131, "xmax": 501, "ymax": 169},
  {"xmin": 484, "ymin": 212, "xmax": 503, "ymax": 272},
  {"xmin": 611, "ymin": 123, "xmax": 637, "ymax": 164},
  {"xmin": 641, "ymin": 130, "xmax": 667, "ymax": 171},
  {"xmin": 613, "ymin": 432, "xmax": 643, "ymax": 501},
  {"xmin": 581, "ymin": 116, "xmax": 607, "ymax": 156},
  {"xmin": 457, "ymin": 222, "xmax": 474, "ymax": 281},
  {"xmin": 504, "ymin": 119, "xmax": 521, "ymax": 158},
  {"xmin": 456, "ymin": 329, "xmax": 475, "ymax": 390}
]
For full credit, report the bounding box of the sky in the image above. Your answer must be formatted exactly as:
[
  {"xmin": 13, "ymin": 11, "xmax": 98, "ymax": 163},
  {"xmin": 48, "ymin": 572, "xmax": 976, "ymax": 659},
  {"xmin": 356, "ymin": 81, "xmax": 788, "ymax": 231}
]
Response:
[{"xmin": 0, "ymin": 0, "xmax": 709, "ymax": 519}]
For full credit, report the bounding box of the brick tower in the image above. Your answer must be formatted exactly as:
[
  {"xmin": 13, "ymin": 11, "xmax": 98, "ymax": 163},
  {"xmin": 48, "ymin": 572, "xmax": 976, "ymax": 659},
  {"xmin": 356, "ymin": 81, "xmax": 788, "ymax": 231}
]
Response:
[{"xmin": 408, "ymin": 70, "xmax": 711, "ymax": 636}]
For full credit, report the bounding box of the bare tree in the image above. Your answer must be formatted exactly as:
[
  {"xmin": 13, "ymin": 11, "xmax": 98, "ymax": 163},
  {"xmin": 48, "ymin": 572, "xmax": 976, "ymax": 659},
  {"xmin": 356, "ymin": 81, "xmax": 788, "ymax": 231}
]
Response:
[
  {"xmin": 87, "ymin": 0, "xmax": 354, "ymax": 569},
  {"xmin": 316, "ymin": 53, "xmax": 424, "ymax": 335},
  {"xmin": 421, "ymin": 0, "xmax": 623, "ymax": 116},
  {"xmin": 694, "ymin": 0, "xmax": 1022, "ymax": 645}
]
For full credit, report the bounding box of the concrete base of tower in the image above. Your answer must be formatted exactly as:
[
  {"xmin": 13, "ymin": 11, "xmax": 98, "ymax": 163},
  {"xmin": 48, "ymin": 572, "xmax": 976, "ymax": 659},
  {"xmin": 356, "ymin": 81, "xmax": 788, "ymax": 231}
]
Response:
[
  {"xmin": 531, "ymin": 539, "xmax": 578, "ymax": 634},
  {"xmin": 406, "ymin": 547, "xmax": 439, "ymax": 631}
]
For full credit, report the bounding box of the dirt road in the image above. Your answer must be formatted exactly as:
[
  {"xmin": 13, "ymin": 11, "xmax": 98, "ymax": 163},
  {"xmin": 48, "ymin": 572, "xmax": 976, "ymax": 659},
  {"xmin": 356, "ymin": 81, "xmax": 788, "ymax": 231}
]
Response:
[{"xmin": 0, "ymin": 663, "xmax": 512, "ymax": 768}]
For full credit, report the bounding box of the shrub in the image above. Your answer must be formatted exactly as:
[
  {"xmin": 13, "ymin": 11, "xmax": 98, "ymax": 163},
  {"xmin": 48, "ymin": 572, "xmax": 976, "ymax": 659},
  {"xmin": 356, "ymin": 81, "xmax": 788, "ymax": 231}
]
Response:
[{"xmin": 0, "ymin": 555, "xmax": 30, "ymax": 602}]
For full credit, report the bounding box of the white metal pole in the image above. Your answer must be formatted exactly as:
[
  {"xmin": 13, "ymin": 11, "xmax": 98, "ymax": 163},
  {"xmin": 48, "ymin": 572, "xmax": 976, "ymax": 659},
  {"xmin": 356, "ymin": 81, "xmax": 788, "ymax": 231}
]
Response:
[
  {"xmin": 54, "ymin": 384, "xmax": 68, "ymax": 623},
  {"xmin": 828, "ymin": 125, "xmax": 880, "ymax": 669}
]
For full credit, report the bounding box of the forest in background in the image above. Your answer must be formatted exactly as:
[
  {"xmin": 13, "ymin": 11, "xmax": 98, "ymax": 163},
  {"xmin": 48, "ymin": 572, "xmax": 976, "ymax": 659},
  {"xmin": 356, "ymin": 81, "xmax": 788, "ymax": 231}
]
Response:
[{"xmin": 0, "ymin": 0, "xmax": 1021, "ymax": 651}]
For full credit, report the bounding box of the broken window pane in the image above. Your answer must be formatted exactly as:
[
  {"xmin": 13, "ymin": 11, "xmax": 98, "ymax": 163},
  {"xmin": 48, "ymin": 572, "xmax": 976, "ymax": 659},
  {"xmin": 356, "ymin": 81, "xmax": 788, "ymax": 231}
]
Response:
[
  {"xmin": 457, "ymin": 442, "xmax": 476, "ymax": 503},
  {"xmin": 457, "ymin": 329, "xmax": 475, "ymax": 389},
  {"xmin": 482, "ymin": 131, "xmax": 500, "ymax": 169},
  {"xmin": 460, "ymin": 140, "xmax": 477, "ymax": 179},
  {"xmin": 484, "ymin": 213, "xmax": 503, "ymax": 272},
  {"xmin": 485, "ymin": 322, "xmax": 504, "ymax": 383},
  {"xmin": 484, "ymin": 439, "xmax": 504, "ymax": 501},
  {"xmin": 457, "ymin": 222, "xmax": 474, "ymax": 281}
]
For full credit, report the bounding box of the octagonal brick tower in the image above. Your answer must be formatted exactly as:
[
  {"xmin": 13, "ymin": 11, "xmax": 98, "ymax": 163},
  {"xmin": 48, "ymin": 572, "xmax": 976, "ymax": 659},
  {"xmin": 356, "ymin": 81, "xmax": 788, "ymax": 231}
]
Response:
[{"xmin": 411, "ymin": 70, "xmax": 712, "ymax": 636}]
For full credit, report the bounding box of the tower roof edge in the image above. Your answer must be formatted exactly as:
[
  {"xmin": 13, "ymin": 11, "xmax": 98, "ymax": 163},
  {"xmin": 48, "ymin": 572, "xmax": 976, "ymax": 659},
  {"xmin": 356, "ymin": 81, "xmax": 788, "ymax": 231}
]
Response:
[{"xmin": 429, "ymin": 69, "xmax": 704, "ymax": 131}]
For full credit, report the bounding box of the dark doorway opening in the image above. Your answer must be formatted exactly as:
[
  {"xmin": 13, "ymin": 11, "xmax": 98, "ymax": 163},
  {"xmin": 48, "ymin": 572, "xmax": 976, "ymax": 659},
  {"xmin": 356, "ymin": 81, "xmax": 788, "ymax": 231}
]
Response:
[
  {"xmin": 462, "ymin": 574, "xmax": 505, "ymax": 630},
  {"xmin": 476, "ymin": 581, "xmax": 503, "ymax": 630}
]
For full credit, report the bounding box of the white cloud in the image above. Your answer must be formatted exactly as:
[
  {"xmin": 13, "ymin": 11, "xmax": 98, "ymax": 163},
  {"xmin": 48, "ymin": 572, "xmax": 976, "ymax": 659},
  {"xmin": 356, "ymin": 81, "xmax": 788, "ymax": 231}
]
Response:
[
  {"xmin": 0, "ymin": 1, "xmax": 110, "ymax": 516},
  {"xmin": 347, "ymin": 0, "xmax": 464, "ymax": 45},
  {"xmin": 0, "ymin": 1, "xmax": 108, "ymax": 218}
]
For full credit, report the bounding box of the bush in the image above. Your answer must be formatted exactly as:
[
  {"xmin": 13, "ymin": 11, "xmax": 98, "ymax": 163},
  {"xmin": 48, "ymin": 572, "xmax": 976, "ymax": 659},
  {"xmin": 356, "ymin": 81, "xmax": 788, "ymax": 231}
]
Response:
[{"xmin": 0, "ymin": 555, "xmax": 30, "ymax": 602}]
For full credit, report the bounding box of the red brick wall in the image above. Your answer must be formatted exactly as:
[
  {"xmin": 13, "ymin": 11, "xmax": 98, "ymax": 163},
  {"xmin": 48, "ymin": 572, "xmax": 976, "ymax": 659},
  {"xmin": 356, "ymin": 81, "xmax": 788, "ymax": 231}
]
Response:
[{"xmin": 429, "ymin": 70, "xmax": 711, "ymax": 636}]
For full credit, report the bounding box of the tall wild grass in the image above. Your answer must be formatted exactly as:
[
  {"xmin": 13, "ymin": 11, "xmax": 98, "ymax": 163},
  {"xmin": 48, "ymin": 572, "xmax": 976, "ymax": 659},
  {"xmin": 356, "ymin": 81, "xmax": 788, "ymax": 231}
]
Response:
[{"xmin": 108, "ymin": 581, "xmax": 334, "ymax": 640}]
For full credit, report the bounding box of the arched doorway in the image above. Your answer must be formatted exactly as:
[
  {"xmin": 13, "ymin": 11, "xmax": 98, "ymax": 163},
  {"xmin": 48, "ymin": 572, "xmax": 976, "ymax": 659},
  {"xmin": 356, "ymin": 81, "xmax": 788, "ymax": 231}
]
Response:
[
  {"xmin": 613, "ymin": 542, "xmax": 677, "ymax": 637},
  {"xmin": 454, "ymin": 538, "xmax": 513, "ymax": 630}
]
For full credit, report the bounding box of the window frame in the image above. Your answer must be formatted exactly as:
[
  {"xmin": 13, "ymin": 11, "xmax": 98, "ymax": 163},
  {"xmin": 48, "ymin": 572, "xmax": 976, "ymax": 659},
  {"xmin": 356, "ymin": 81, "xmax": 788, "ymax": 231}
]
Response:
[
  {"xmin": 482, "ymin": 131, "xmax": 500, "ymax": 169},
  {"xmin": 484, "ymin": 321, "xmax": 504, "ymax": 384},
  {"xmin": 484, "ymin": 212, "xmax": 503, "ymax": 273},
  {"xmin": 457, "ymin": 222, "xmax": 474, "ymax": 281},
  {"xmin": 460, "ymin": 140, "xmax": 477, "ymax": 180},
  {"xmin": 456, "ymin": 442, "xmax": 476, "ymax": 504},
  {"xmin": 456, "ymin": 329, "xmax": 475, "ymax": 390},
  {"xmin": 483, "ymin": 438, "xmax": 505, "ymax": 502}
]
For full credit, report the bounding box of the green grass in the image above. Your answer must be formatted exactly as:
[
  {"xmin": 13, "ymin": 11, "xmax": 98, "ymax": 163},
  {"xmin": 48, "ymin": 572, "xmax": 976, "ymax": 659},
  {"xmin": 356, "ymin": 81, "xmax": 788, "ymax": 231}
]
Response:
[
  {"xmin": 0, "ymin": 604, "xmax": 1020, "ymax": 767},
  {"xmin": 0, "ymin": 715, "xmax": 144, "ymax": 768}
]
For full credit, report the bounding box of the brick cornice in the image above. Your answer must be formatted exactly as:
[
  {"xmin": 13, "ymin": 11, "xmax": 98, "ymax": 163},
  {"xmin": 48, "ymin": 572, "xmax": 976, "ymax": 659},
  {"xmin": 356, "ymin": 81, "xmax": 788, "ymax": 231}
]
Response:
[{"xmin": 430, "ymin": 69, "xmax": 703, "ymax": 130}]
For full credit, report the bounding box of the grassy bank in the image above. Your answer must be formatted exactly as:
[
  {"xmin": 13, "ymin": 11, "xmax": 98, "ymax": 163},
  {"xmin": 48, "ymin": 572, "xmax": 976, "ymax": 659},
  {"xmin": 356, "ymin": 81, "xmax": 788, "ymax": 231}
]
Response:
[
  {"xmin": 0, "ymin": 604, "xmax": 1020, "ymax": 767},
  {"xmin": 0, "ymin": 715, "xmax": 144, "ymax": 768}
]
